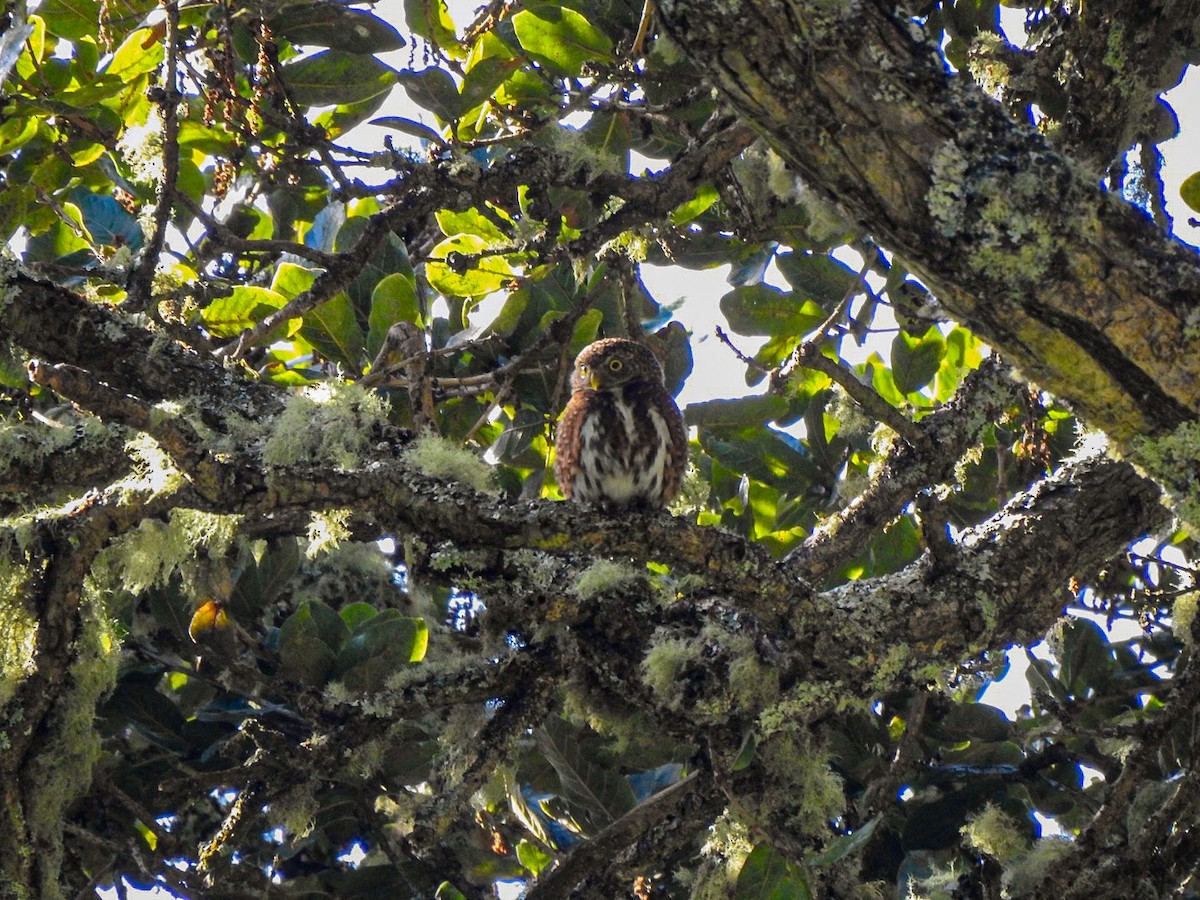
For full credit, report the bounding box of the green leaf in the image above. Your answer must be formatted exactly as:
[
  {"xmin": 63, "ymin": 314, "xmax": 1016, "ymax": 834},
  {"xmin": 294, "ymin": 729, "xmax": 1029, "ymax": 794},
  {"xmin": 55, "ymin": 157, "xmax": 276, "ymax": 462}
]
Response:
[
  {"xmin": 775, "ymin": 251, "xmax": 858, "ymax": 305},
  {"xmin": 516, "ymin": 840, "xmax": 553, "ymax": 877},
  {"xmin": 700, "ymin": 425, "xmax": 827, "ymax": 492},
  {"xmin": 278, "ymin": 635, "xmax": 337, "ymax": 687},
  {"xmin": 731, "ymin": 731, "xmax": 757, "ymax": 771},
  {"xmin": 334, "ymin": 615, "xmax": 429, "ymax": 692},
  {"xmin": 277, "ymin": 599, "xmax": 348, "ymax": 686},
  {"xmin": 735, "ymin": 844, "xmax": 813, "ymax": 900},
  {"xmin": 370, "ymin": 115, "xmax": 449, "ymax": 147},
  {"xmin": 482, "ymin": 290, "xmax": 529, "ymax": 338},
  {"xmin": 100, "ymin": 680, "xmax": 187, "ymax": 751},
  {"xmin": 891, "ymin": 326, "xmax": 945, "ymax": 395},
  {"xmin": 427, "ymin": 233, "xmax": 515, "ymax": 298},
  {"xmin": 201, "ymin": 286, "xmax": 293, "ymax": 339},
  {"xmin": 435, "ymin": 207, "xmax": 508, "ymax": 243},
  {"xmin": 300, "ymin": 292, "xmax": 366, "ymax": 369},
  {"xmin": 0, "ymin": 117, "xmax": 39, "ymax": 156},
  {"xmin": 1180, "ymin": 170, "xmax": 1200, "ymax": 213},
  {"xmin": 405, "ymin": 0, "xmax": 460, "ymax": 53},
  {"xmin": 537, "ymin": 717, "xmax": 637, "ymax": 831},
  {"xmin": 271, "ymin": 261, "xmax": 318, "ymax": 299},
  {"xmin": 686, "ymin": 395, "xmax": 789, "ymax": 427},
  {"xmin": 39, "ymin": 0, "xmax": 157, "ymax": 40},
  {"xmin": 923, "ymin": 701, "xmax": 1013, "ymax": 743},
  {"xmin": 279, "ymin": 599, "xmax": 349, "ymax": 652},
  {"xmin": 397, "ymin": 67, "xmax": 463, "ymax": 123},
  {"xmin": 369, "ymin": 272, "xmax": 422, "ymax": 358},
  {"xmin": 229, "ymin": 538, "xmax": 301, "ymax": 618},
  {"xmin": 1059, "ymin": 618, "xmax": 1113, "ymax": 697},
  {"xmin": 459, "ymin": 54, "xmax": 522, "ymax": 114},
  {"xmin": 338, "ymin": 601, "xmax": 379, "ymax": 632},
  {"xmin": 670, "ymin": 184, "xmax": 720, "ymax": 225},
  {"xmin": 106, "ymin": 28, "xmax": 163, "ymax": 79},
  {"xmin": 719, "ymin": 284, "xmax": 828, "ymax": 337},
  {"xmin": 282, "ymin": 50, "xmax": 397, "ymax": 107},
  {"xmin": 807, "ymin": 817, "xmax": 880, "ymax": 867},
  {"xmin": 512, "ymin": 7, "xmax": 614, "ymax": 75},
  {"xmin": 271, "ymin": 4, "xmax": 405, "ymax": 53},
  {"xmin": 581, "ymin": 110, "xmax": 631, "ymax": 172},
  {"xmin": 1025, "ymin": 650, "xmax": 1070, "ymax": 706}
]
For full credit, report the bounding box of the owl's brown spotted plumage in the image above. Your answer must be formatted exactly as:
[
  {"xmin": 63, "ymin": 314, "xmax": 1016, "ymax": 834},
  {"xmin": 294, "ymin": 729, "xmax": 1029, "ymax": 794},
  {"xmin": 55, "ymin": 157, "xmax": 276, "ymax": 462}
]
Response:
[{"xmin": 554, "ymin": 338, "xmax": 687, "ymax": 508}]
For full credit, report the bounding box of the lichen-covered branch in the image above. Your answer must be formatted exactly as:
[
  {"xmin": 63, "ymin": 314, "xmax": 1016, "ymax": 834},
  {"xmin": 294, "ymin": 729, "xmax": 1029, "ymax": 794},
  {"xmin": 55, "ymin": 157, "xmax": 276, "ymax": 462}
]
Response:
[
  {"xmin": 790, "ymin": 355, "xmax": 1024, "ymax": 580},
  {"xmin": 656, "ymin": 0, "xmax": 1200, "ymax": 444}
]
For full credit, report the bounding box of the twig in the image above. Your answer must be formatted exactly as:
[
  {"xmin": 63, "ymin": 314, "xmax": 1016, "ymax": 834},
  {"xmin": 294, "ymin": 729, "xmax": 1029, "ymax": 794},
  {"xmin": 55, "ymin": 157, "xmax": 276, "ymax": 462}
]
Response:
[
  {"xmin": 177, "ymin": 195, "xmax": 336, "ymax": 267},
  {"xmin": 26, "ymin": 360, "xmax": 231, "ymax": 499},
  {"xmin": 801, "ymin": 352, "xmax": 924, "ymax": 444},
  {"xmin": 127, "ymin": 0, "xmax": 182, "ymax": 311},
  {"xmin": 714, "ymin": 325, "xmax": 767, "ymax": 370}
]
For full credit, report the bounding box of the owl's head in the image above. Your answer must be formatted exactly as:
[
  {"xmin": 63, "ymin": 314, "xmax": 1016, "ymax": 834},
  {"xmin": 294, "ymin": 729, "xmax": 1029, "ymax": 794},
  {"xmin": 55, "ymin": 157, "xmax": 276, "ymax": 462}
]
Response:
[{"xmin": 571, "ymin": 338, "xmax": 664, "ymax": 392}]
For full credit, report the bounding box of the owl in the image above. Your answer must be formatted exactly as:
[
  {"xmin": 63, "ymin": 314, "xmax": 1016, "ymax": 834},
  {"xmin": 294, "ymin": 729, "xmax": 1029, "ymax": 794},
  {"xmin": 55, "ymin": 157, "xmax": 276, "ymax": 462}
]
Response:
[{"xmin": 554, "ymin": 338, "xmax": 687, "ymax": 508}]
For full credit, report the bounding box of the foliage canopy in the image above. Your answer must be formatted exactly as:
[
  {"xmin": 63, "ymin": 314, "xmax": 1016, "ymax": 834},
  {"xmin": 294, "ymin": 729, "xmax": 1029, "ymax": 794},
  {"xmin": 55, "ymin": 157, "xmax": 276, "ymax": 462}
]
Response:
[{"xmin": 2, "ymin": 0, "xmax": 1200, "ymax": 898}]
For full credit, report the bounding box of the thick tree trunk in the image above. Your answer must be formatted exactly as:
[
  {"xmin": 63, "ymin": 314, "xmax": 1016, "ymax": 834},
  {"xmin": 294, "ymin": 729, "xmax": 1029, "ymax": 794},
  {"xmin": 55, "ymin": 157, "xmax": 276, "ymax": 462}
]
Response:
[{"xmin": 658, "ymin": 0, "xmax": 1200, "ymax": 444}]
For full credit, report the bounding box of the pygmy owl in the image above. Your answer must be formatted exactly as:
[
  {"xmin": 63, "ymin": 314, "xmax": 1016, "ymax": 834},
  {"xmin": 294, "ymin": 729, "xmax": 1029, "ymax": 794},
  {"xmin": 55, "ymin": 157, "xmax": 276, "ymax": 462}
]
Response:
[{"xmin": 554, "ymin": 338, "xmax": 687, "ymax": 508}]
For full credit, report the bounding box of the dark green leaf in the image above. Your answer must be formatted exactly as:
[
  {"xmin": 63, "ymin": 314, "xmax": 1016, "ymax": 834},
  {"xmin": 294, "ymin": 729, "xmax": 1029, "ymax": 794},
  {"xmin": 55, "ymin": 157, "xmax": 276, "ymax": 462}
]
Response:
[
  {"xmin": 807, "ymin": 817, "xmax": 880, "ymax": 867},
  {"xmin": 775, "ymin": 252, "xmax": 858, "ymax": 305},
  {"xmin": 282, "ymin": 50, "xmax": 397, "ymax": 108},
  {"xmin": 719, "ymin": 284, "xmax": 827, "ymax": 337},
  {"xmin": 279, "ymin": 599, "xmax": 349, "ymax": 653},
  {"xmin": 891, "ymin": 326, "xmax": 945, "ymax": 395},
  {"xmin": 271, "ymin": 4, "xmax": 404, "ymax": 53},
  {"xmin": 229, "ymin": 538, "xmax": 300, "ymax": 618},
  {"xmin": 537, "ymin": 717, "xmax": 637, "ymax": 831},
  {"xmin": 370, "ymin": 115, "xmax": 449, "ymax": 147},
  {"xmin": 735, "ymin": 844, "xmax": 813, "ymax": 900},
  {"xmin": 686, "ymin": 395, "xmax": 790, "ymax": 427},
  {"xmin": 300, "ymin": 293, "xmax": 366, "ymax": 369},
  {"xmin": 1060, "ymin": 618, "xmax": 1113, "ymax": 697},
  {"xmin": 397, "ymin": 67, "xmax": 463, "ymax": 123}
]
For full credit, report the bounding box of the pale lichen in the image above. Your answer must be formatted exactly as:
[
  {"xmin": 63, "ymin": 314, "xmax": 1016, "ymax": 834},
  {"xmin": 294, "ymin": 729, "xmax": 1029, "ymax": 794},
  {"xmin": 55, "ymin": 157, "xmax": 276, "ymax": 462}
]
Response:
[
  {"xmin": 961, "ymin": 803, "xmax": 1028, "ymax": 863},
  {"xmin": 101, "ymin": 509, "xmax": 240, "ymax": 594},
  {"xmin": 1129, "ymin": 421, "xmax": 1200, "ymax": 529},
  {"xmin": 1002, "ymin": 836, "xmax": 1074, "ymax": 897},
  {"xmin": 572, "ymin": 559, "xmax": 639, "ymax": 600},
  {"xmin": 0, "ymin": 555, "xmax": 38, "ymax": 709},
  {"xmin": 926, "ymin": 139, "xmax": 1057, "ymax": 286},
  {"xmin": 305, "ymin": 508, "xmax": 353, "ymax": 558},
  {"xmin": 263, "ymin": 381, "xmax": 390, "ymax": 471},
  {"xmin": 1173, "ymin": 590, "xmax": 1198, "ymax": 646},
  {"xmin": 640, "ymin": 633, "xmax": 696, "ymax": 711},
  {"xmin": 754, "ymin": 732, "xmax": 845, "ymax": 840},
  {"xmin": 24, "ymin": 578, "xmax": 120, "ymax": 900},
  {"xmin": 403, "ymin": 432, "xmax": 496, "ymax": 495}
]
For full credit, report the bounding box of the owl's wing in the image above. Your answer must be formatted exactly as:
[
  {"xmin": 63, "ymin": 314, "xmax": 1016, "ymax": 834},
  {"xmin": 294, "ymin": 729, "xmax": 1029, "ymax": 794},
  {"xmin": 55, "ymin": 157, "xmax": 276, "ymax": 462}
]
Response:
[
  {"xmin": 554, "ymin": 393, "xmax": 587, "ymax": 499},
  {"xmin": 659, "ymin": 391, "xmax": 688, "ymax": 503}
]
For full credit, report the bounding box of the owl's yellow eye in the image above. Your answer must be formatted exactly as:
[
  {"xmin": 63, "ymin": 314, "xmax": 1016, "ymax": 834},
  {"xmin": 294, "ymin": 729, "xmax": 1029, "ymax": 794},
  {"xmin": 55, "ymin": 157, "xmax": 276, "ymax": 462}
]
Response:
[
  {"xmin": 608, "ymin": 358, "xmax": 623, "ymax": 372},
  {"xmin": 579, "ymin": 364, "xmax": 589, "ymax": 375}
]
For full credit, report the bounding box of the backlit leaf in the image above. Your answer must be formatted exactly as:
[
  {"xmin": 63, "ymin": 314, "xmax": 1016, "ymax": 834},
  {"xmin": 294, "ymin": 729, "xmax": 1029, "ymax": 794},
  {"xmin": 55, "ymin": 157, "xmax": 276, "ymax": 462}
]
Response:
[
  {"xmin": 512, "ymin": 7, "xmax": 613, "ymax": 75},
  {"xmin": 282, "ymin": 50, "xmax": 397, "ymax": 107}
]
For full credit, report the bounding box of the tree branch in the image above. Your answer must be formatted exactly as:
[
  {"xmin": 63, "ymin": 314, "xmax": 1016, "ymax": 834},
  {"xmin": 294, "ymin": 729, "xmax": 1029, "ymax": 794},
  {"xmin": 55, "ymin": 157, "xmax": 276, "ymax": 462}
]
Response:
[{"xmin": 656, "ymin": 0, "xmax": 1200, "ymax": 444}]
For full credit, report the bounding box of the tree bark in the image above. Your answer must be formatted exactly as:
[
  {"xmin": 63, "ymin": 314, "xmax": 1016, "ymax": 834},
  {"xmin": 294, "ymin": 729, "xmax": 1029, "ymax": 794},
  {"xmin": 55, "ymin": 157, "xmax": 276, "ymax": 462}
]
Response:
[{"xmin": 657, "ymin": 0, "xmax": 1200, "ymax": 444}]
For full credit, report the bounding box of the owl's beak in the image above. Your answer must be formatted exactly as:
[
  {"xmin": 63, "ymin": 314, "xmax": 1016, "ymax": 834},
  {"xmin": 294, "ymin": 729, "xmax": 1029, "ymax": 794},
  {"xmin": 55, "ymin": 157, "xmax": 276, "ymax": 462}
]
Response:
[{"xmin": 589, "ymin": 373, "xmax": 602, "ymax": 390}]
